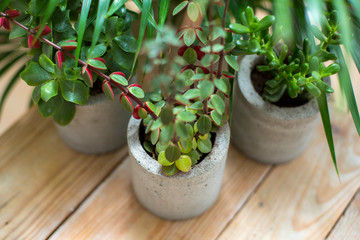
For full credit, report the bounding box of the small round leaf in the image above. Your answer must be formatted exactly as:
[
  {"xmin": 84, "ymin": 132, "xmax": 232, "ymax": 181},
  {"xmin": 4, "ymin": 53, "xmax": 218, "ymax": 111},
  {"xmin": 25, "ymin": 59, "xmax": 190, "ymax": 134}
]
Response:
[{"xmin": 175, "ymin": 155, "xmax": 192, "ymax": 172}]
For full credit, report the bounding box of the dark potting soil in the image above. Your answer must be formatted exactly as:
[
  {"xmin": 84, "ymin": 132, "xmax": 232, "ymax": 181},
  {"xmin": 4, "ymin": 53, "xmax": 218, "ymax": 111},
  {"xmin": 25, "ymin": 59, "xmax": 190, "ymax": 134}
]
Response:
[
  {"xmin": 251, "ymin": 67, "xmax": 309, "ymax": 108},
  {"xmin": 90, "ymin": 80, "xmax": 103, "ymax": 96}
]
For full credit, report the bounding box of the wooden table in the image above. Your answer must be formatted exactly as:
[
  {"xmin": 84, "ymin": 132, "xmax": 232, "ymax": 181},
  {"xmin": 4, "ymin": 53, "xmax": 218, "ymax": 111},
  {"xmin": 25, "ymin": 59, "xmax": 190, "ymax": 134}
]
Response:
[{"xmin": 1, "ymin": 107, "xmax": 359, "ymax": 240}]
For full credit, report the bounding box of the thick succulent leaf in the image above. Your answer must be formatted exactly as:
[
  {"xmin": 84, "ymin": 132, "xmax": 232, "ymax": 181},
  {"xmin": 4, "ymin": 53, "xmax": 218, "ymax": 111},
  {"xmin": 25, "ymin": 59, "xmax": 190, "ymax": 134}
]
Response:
[
  {"xmin": 20, "ymin": 62, "xmax": 53, "ymax": 86},
  {"xmin": 225, "ymin": 55, "xmax": 239, "ymax": 71},
  {"xmin": 158, "ymin": 151, "xmax": 174, "ymax": 166},
  {"xmin": 61, "ymin": 80, "xmax": 89, "ymax": 105},
  {"xmin": 128, "ymin": 86, "xmax": 145, "ymax": 98},
  {"xmin": 87, "ymin": 58, "xmax": 107, "ymax": 70},
  {"xmin": 173, "ymin": 1, "xmax": 188, "ymax": 16},
  {"xmin": 187, "ymin": 2, "xmax": 199, "ymax": 22},
  {"xmin": 39, "ymin": 54, "xmax": 55, "ymax": 74},
  {"xmin": 38, "ymin": 95, "xmax": 62, "ymax": 118},
  {"xmin": 41, "ymin": 80, "xmax": 59, "ymax": 102},
  {"xmin": 53, "ymin": 100, "xmax": 76, "ymax": 126},
  {"xmin": 184, "ymin": 28, "xmax": 196, "ymax": 46}
]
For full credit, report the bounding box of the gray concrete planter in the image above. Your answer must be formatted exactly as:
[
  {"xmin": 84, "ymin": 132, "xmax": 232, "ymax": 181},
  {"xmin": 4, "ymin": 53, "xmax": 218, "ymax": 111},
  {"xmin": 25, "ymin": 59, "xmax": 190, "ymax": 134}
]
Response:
[
  {"xmin": 55, "ymin": 91, "xmax": 130, "ymax": 154},
  {"xmin": 231, "ymin": 55, "xmax": 321, "ymax": 164},
  {"xmin": 128, "ymin": 117, "xmax": 230, "ymax": 220}
]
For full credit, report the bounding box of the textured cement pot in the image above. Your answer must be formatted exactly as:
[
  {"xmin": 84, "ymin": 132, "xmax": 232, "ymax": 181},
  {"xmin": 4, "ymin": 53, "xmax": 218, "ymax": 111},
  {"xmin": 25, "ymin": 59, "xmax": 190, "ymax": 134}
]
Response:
[
  {"xmin": 128, "ymin": 117, "xmax": 230, "ymax": 220},
  {"xmin": 231, "ymin": 55, "xmax": 321, "ymax": 164},
  {"xmin": 55, "ymin": 91, "xmax": 131, "ymax": 154}
]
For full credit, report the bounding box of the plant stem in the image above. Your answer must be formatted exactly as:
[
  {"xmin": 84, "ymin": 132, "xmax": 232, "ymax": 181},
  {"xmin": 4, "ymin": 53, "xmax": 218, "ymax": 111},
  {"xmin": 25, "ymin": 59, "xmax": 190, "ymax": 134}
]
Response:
[{"xmin": 1, "ymin": 12, "xmax": 158, "ymax": 120}]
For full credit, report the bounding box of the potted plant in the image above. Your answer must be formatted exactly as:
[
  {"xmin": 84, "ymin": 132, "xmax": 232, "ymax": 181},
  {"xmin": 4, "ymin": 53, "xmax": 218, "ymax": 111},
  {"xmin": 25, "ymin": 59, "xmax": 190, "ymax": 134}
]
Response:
[
  {"xmin": 228, "ymin": 6, "xmax": 358, "ymax": 173},
  {"xmin": 126, "ymin": 0, "xmax": 241, "ymax": 220},
  {"xmin": 0, "ymin": 1, "xmax": 138, "ymax": 154}
]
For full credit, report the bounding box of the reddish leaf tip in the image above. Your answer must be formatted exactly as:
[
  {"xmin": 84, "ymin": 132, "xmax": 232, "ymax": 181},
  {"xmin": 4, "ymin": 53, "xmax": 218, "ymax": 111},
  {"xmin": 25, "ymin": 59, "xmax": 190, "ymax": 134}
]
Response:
[{"xmin": 5, "ymin": 10, "xmax": 20, "ymax": 18}]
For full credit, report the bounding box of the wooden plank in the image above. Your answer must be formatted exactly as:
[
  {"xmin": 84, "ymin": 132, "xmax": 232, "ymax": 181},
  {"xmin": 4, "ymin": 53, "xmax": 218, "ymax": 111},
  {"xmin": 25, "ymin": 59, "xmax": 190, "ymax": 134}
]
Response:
[
  {"xmin": 218, "ymin": 111, "xmax": 360, "ymax": 240},
  {"xmin": 49, "ymin": 146, "xmax": 270, "ymax": 240},
  {"xmin": 327, "ymin": 191, "xmax": 360, "ymax": 240},
  {"xmin": 0, "ymin": 109, "xmax": 128, "ymax": 240}
]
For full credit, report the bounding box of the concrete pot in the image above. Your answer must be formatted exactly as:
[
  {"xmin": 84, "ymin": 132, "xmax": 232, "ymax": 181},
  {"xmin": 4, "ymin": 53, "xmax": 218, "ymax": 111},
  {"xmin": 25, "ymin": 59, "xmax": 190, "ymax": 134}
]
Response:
[
  {"xmin": 55, "ymin": 91, "xmax": 130, "ymax": 154},
  {"xmin": 128, "ymin": 117, "xmax": 230, "ymax": 220},
  {"xmin": 231, "ymin": 55, "xmax": 321, "ymax": 164}
]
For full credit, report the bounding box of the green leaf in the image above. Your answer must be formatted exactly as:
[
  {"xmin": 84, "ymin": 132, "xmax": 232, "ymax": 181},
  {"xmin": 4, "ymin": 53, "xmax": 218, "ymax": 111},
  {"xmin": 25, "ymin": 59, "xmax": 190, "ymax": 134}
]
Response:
[
  {"xmin": 225, "ymin": 55, "xmax": 239, "ymax": 71},
  {"xmin": 32, "ymin": 86, "xmax": 42, "ymax": 104},
  {"xmin": 128, "ymin": 86, "xmax": 145, "ymax": 98},
  {"xmin": 60, "ymin": 80, "xmax": 89, "ymax": 105},
  {"xmin": 197, "ymin": 115, "xmax": 212, "ymax": 135},
  {"xmin": 211, "ymin": 94, "xmax": 225, "ymax": 115},
  {"xmin": 86, "ymin": 44, "xmax": 107, "ymax": 59},
  {"xmin": 248, "ymin": 39, "xmax": 260, "ymax": 54},
  {"xmin": 110, "ymin": 73, "xmax": 128, "ymax": 86},
  {"xmin": 199, "ymin": 80, "xmax": 214, "ymax": 100},
  {"xmin": 159, "ymin": 0, "xmax": 170, "ymax": 26},
  {"xmin": 181, "ymin": 69, "xmax": 195, "ymax": 86},
  {"xmin": 87, "ymin": 59, "xmax": 107, "ymax": 70},
  {"xmin": 184, "ymin": 28, "xmax": 196, "ymax": 46},
  {"xmin": 177, "ymin": 111, "xmax": 197, "ymax": 122},
  {"xmin": 305, "ymin": 82, "xmax": 321, "ymax": 97},
  {"xmin": 41, "ymin": 80, "xmax": 59, "ymax": 102},
  {"xmin": 186, "ymin": 149, "xmax": 200, "ymax": 165},
  {"xmin": 210, "ymin": 110, "xmax": 222, "ymax": 125},
  {"xmin": 106, "ymin": 0, "xmax": 127, "ymax": 18},
  {"xmin": 75, "ymin": 0, "xmax": 91, "ymax": 67},
  {"xmin": 151, "ymin": 129, "xmax": 160, "ymax": 145},
  {"xmin": 21, "ymin": 62, "xmax": 53, "ymax": 86},
  {"xmin": 103, "ymin": 81, "xmax": 114, "ymax": 100},
  {"xmin": 189, "ymin": 101, "xmax": 203, "ymax": 110},
  {"xmin": 257, "ymin": 15, "xmax": 275, "ymax": 31},
  {"xmin": 175, "ymin": 121, "xmax": 188, "ymax": 138},
  {"xmin": 179, "ymin": 139, "xmax": 192, "ymax": 154},
  {"xmin": 197, "ymin": 137, "xmax": 212, "ymax": 154},
  {"xmin": 214, "ymin": 77, "xmax": 230, "ymax": 94},
  {"xmin": 120, "ymin": 95, "xmax": 133, "ymax": 112},
  {"xmin": 183, "ymin": 89, "xmax": 200, "ymax": 99},
  {"xmin": 160, "ymin": 107, "xmax": 174, "ymax": 125},
  {"xmin": 38, "ymin": 95, "xmax": 62, "ymax": 117},
  {"xmin": 162, "ymin": 164, "xmax": 179, "ymax": 176},
  {"xmin": 115, "ymin": 35, "xmax": 137, "ymax": 53},
  {"xmin": 158, "ymin": 151, "xmax": 174, "ymax": 166},
  {"xmin": 0, "ymin": 0, "xmax": 11, "ymax": 12},
  {"xmin": 91, "ymin": 0, "xmax": 111, "ymax": 49},
  {"xmin": 187, "ymin": 2, "xmax": 199, "ymax": 22},
  {"xmin": 173, "ymin": 1, "xmax": 188, "ymax": 16},
  {"xmin": 310, "ymin": 25, "xmax": 326, "ymax": 41},
  {"xmin": 175, "ymin": 155, "xmax": 192, "ymax": 172},
  {"xmin": 53, "ymin": 100, "xmax": 76, "ymax": 126},
  {"xmin": 39, "ymin": 54, "xmax": 55, "ymax": 74},
  {"xmin": 165, "ymin": 144, "xmax": 181, "ymax": 162},
  {"xmin": 317, "ymin": 93, "xmax": 338, "ymax": 176},
  {"xmin": 229, "ymin": 23, "xmax": 250, "ymax": 34},
  {"xmin": 196, "ymin": 29, "xmax": 207, "ymax": 45},
  {"xmin": 132, "ymin": 0, "xmax": 152, "ymax": 72}
]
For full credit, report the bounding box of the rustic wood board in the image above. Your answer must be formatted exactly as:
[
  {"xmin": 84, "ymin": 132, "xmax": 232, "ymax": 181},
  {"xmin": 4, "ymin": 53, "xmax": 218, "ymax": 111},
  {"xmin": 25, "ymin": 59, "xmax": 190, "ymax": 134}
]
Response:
[
  {"xmin": 0, "ymin": 109, "xmax": 128, "ymax": 240},
  {"xmin": 327, "ymin": 191, "xmax": 360, "ymax": 239},
  {"xmin": 49, "ymin": 146, "xmax": 270, "ymax": 240},
  {"xmin": 218, "ymin": 111, "xmax": 360, "ymax": 240}
]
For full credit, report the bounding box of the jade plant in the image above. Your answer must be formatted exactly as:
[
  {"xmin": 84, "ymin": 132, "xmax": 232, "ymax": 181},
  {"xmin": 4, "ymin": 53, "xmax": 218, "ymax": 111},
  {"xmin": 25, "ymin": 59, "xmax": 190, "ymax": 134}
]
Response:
[
  {"xmin": 229, "ymin": 7, "xmax": 342, "ymax": 173},
  {"xmin": 0, "ymin": 0, "xmax": 139, "ymax": 125}
]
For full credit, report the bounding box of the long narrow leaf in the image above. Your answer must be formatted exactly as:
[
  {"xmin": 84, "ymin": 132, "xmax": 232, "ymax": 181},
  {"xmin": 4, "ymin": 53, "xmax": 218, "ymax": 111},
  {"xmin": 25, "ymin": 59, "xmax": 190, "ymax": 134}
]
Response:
[
  {"xmin": 349, "ymin": 0, "xmax": 360, "ymax": 25},
  {"xmin": 106, "ymin": 0, "xmax": 127, "ymax": 18},
  {"xmin": 0, "ymin": 66, "xmax": 25, "ymax": 116},
  {"xmin": 333, "ymin": 0, "xmax": 353, "ymax": 51},
  {"xmin": 158, "ymin": 0, "xmax": 170, "ymax": 26},
  {"xmin": 273, "ymin": 0, "xmax": 293, "ymax": 43},
  {"xmin": 34, "ymin": 0, "xmax": 59, "ymax": 42},
  {"xmin": 91, "ymin": 0, "xmax": 110, "ymax": 49},
  {"xmin": 317, "ymin": 92, "xmax": 339, "ymax": 176},
  {"xmin": 131, "ymin": 0, "xmax": 152, "ymax": 73},
  {"xmin": 331, "ymin": 45, "xmax": 360, "ymax": 136},
  {"xmin": 133, "ymin": 0, "xmax": 159, "ymax": 31},
  {"xmin": 0, "ymin": 0, "xmax": 11, "ymax": 12},
  {"xmin": 75, "ymin": 0, "xmax": 92, "ymax": 67}
]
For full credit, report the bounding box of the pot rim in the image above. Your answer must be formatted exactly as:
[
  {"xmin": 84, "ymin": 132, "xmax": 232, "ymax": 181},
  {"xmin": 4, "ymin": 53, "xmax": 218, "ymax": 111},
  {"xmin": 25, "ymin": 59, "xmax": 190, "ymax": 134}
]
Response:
[
  {"xmin": 127, "ymin": 117, "xmax": 230, "ymax": 180},
  {"xmin": 238, "ymin": 55, "xmax": 322, "ymax": 120}
]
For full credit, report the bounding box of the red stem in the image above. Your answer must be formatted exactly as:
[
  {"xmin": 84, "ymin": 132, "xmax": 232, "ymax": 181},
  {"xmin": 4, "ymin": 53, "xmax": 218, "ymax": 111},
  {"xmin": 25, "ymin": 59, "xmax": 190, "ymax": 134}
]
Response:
[{"xmin": 1, "ymin": 12, "xmax": 158, "ymax": 120}]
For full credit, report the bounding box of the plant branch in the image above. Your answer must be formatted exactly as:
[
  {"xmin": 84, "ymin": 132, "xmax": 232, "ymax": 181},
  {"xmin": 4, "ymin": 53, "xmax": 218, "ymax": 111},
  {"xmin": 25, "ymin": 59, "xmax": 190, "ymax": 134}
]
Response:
[{"xmin": 1, "ymin": 12, "xmax": 158, "ymax": 120}]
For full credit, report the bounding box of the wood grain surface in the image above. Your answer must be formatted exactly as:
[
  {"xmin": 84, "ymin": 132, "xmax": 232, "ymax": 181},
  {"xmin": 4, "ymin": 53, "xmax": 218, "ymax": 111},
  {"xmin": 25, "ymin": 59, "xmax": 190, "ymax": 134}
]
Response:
[
  {"xmin": 49, "ymin": 147, "xmax": 270, "ymax": 240},
  {"xmin": 327, "ymin": 191, "xmax": 360, "ymax": 240},
  {"xmin": 0, "ymin": 108, "xmax": 128, "ymax": 240},
  {"xmin": 218, "ymin": 110, "xmax": 360, "ymax": 240}
]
